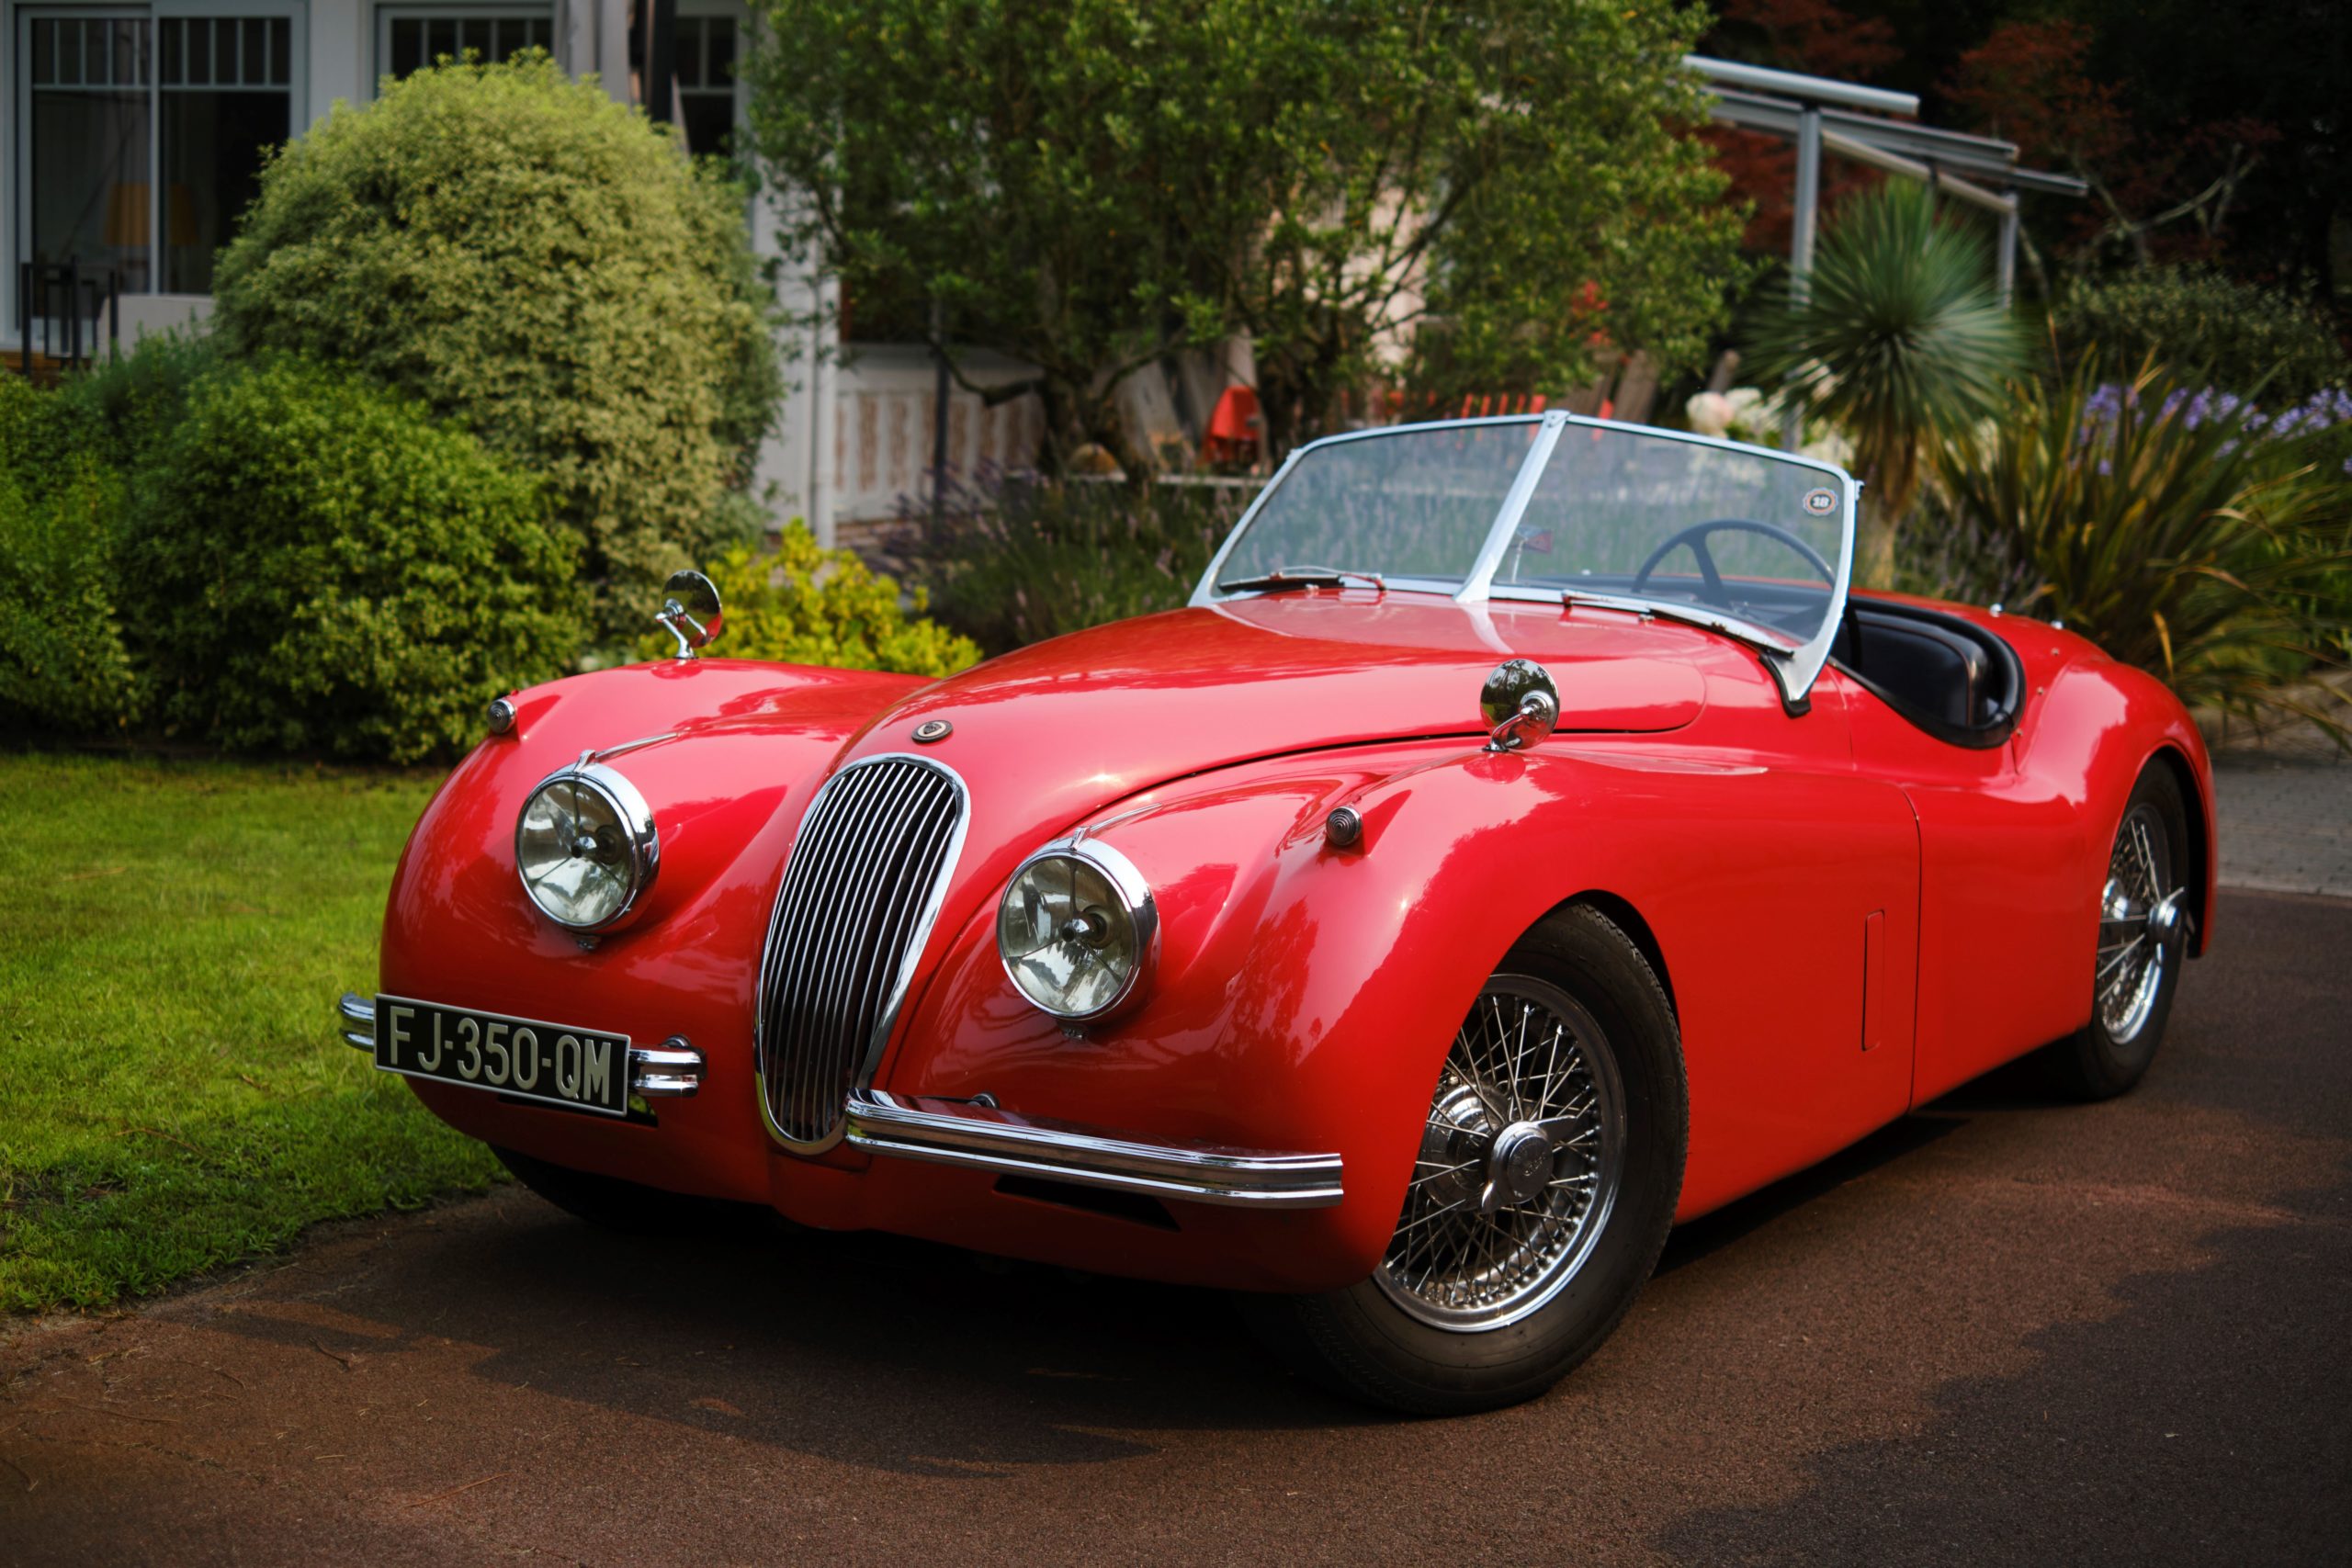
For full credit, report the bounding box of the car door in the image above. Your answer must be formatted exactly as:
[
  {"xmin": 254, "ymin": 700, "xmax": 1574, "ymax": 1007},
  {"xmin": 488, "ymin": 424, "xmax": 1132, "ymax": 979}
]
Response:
[{"xmin": 1826, "ymin": 667, "xmax": 2088, "ymax": 1105}]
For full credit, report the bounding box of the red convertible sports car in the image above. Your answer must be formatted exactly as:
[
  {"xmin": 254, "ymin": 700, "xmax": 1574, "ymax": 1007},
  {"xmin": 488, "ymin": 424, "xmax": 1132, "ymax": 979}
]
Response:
[{"xmin": 339, "ymin": 412, "xmax": 2212, "ymax": 1414}]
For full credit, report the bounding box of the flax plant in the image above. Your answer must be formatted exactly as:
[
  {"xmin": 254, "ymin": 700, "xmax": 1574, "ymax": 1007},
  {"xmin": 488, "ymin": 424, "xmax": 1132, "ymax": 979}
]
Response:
[{"xmin": 1922, "ymin": 362, "xmax": 2352, "ymax": 739}]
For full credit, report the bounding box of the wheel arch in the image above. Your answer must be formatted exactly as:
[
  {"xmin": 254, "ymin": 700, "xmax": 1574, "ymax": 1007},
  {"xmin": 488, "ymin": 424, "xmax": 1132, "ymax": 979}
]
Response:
[
  {"xmin": 1546, "ymin": 890, "xmax": 1679, "ymax": 1023},
  {"xmin": 2144, "ymin": 741, "xmax": 2214, "ymax": 958}
]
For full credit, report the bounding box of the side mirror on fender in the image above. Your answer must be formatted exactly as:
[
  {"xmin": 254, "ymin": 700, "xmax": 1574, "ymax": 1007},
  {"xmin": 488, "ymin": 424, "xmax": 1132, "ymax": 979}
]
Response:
[
  {"xmin": 655, "ymin": 570, "xmax": 724, "ymax": 660},
  {"xmin": 1481, "ymin": 659, "xmax": 1558, "ymax": 753}
]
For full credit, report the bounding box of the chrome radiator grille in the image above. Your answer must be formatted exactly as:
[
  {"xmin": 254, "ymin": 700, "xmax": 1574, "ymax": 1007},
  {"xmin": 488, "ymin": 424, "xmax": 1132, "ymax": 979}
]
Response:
[{"xmin": 754, "ymin": 754, "xmax": 968, "ymax": 1150}]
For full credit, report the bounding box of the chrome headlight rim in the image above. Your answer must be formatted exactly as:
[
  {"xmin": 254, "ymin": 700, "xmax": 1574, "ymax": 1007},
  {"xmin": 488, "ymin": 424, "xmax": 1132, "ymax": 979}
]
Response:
[
  {"xmin": 996, "ymin": 837, "xmax": 1159, "ymax": 1022},
  {"xmin": 514, "ymin": 761, "xmax": 661, "ymax": 931}
]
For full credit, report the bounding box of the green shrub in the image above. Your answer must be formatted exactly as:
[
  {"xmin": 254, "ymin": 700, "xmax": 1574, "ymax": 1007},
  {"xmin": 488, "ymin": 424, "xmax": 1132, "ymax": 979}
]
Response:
[
  {"xmin": 47, "ymin": 331, "xmax": 220, "ymax": 476},
  {"xmin": 653, "ymin": 525, "xmax": 980, "ymax": 677},
  {"xmin": 901, "ymin": 477, "xmax": 1243, "ymax": 655},
  {"xmin": 118, "ymin": 356, "xmax": 585, "ymax": 761},
  {"xmin": 0, "ymin": 458, "xmax": 142, "ymax": 734},
  {"xmin": 1915, "ymin": 364, "xmax": 2352, "ymax": 737},
  {"xmin": 2050, "ymin": 267, "xmax": 2348, "ymax": 401},
  {"xmin": 209, "ymin": 54, "xmax": 781, "ymax": 641}
]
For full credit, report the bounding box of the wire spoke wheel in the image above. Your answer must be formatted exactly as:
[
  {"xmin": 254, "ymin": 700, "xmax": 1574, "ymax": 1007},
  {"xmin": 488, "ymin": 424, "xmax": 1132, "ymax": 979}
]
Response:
[
  {"xmin": 1374, "ymin": 977, "xmax": 1628, "ymax": 1331},
  {"xmin": 2097, "ymin": 799, "xmax": 2184, "ymax": 1045}
]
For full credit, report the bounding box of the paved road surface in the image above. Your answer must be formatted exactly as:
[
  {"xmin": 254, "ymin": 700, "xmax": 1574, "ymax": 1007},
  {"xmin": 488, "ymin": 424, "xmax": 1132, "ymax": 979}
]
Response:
[
  {"xmin": 5, "ymin": 889, "xmax": 2348, "ymax": 1566},
  {"xmin": 2214, "ymin": 754, "xmax": 2352, "ymax": 897}
]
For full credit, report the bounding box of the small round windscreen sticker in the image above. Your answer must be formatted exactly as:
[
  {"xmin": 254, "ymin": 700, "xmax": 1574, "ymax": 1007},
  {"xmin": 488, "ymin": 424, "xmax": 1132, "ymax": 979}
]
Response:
[{"xmin": 1803, "ymin": 488, "xmax": 1839, "ymax": 515}]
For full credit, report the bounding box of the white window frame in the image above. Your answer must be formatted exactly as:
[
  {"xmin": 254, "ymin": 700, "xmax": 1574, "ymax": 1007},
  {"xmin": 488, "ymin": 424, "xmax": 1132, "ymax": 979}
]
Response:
[
  {"xmin": 674, "ymin": 0, "xmax": 746, "ymax": 164},
  {"xmin": 372, "ymin": 3, "xmax": 553, "ymax": 88}
]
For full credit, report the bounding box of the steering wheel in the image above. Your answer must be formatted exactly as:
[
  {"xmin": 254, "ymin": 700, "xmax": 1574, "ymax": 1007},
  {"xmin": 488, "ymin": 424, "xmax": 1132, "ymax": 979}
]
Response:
[{"xmin": 1631, "ymin": 519, "xmax": 1836, "ymax": 610}]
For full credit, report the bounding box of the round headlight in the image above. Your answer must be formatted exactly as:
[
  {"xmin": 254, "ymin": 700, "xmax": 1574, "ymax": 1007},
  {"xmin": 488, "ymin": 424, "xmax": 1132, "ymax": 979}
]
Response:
[
  {"xmin": 514, "ymin": 763, "xmax": 659, "ymax": 930},
  {"xmin": 997, "ymin": 840, "xmax": 1157, "ymax": 1021}
]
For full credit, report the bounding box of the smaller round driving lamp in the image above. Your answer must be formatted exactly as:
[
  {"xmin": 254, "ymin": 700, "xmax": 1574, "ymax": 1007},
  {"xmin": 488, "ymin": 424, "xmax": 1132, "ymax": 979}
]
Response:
[
  {"xmin": 997, "ymin": 841, "xmax": 1158, "ymax": 1021},
  {"xmin": 514, "ymin": 763, "xmax": 659, "ymax": 930}
]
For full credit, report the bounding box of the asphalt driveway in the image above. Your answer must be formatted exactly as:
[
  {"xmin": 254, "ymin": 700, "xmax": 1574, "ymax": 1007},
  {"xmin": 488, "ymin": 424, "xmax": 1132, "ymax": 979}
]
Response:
[{"xmin": 3, "ymin": 887, "xmax": 2347, "ymax": 1566}]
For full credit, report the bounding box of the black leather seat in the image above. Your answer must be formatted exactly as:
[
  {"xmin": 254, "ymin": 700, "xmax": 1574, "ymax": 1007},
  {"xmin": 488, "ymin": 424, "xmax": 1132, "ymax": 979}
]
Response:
[{"xmin": 1831, "ymin": 603, "xmax": 2022, "ymax": 748}]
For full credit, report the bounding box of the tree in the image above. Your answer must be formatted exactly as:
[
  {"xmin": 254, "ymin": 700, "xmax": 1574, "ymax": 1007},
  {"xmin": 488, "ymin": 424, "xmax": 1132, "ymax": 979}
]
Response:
[
  {"xmin": 1743, "ymin": 182, "xmax": 2026, "ymax": 587},
  {"xmin": 1204, "ymin": 4, "xmax": 1745, "ymax": 452},
  {"xmin": 741, "ymin": 0, "xmax": 1745, "ymax": 470}
]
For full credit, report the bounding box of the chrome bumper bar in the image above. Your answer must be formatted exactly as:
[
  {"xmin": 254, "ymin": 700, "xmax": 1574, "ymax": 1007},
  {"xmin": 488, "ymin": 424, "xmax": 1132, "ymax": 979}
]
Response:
[
  {"xmin": 337, "ymin": 996, "xmax": 1340, "ymax": 1206},
  {"xmin": 334, "ymin": 992, "xmax": 704, "ymax": 1098},
  {"xmin": 843, "ymin": 1089, "xmax": 1345, "ymax": 1210}
]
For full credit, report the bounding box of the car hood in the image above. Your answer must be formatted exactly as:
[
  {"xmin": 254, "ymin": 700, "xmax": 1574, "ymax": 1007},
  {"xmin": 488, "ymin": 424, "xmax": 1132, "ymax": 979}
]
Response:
[{"xmin": 829, "ymin": 592, "xmax": 1706, "ymax": 828}]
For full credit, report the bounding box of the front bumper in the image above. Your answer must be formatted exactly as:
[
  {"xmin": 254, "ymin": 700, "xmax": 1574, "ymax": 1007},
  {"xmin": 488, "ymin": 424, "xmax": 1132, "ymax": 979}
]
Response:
[
  {"xmin": 336, "ymin": 991, "xmax": 1343, "ymax": 1213},
  {"xmin": 843, "ymin": 1090, "xmax": 1343, "ymax": 1209}
]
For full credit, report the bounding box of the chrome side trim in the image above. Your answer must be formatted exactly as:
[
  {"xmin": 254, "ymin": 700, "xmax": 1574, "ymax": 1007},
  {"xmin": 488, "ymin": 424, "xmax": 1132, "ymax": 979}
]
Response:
[
  {"xmin": 843, "ymin": 1089, "xmax": 1345, "ymax": 1210},
  {"xmin": 332, "ymin": 992, "xmax": 704, "ymax": 1098}
]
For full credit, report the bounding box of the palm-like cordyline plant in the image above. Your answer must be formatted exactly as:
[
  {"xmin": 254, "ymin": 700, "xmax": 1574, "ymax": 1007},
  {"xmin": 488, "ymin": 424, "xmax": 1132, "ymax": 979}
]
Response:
[
  {"xmin": 1922, "ymin": 361, "xmax": 2352, "ymax": 739},
  {"xmin": 1744, "ymin": 182, "xmax": 2025, "ymax": 587}
]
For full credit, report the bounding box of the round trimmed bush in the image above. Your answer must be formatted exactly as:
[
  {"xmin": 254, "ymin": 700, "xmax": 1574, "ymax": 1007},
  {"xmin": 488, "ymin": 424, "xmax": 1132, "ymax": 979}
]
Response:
[
  {"xmin": 209, "ymin": 54, "xmax": 780, "ymax": 640},
  {"xmin": 118, "ymin": 356, "xmax": 583, "ymax": 762}
]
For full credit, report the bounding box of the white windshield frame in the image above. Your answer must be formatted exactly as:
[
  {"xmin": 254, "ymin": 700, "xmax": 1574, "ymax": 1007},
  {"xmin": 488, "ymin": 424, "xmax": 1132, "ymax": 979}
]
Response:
[{"xmin": 1190, "ymin": 412, "xmax": 1859, "ymax": 708}]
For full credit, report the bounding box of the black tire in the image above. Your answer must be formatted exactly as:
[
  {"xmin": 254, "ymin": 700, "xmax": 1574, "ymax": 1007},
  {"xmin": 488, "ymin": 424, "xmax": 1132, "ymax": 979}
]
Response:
[
  {"xmin": 492, "ymin": 1145, "xmax": 739, "ymax": 1235},
  {"xmin": 2045, "ymin": 762, "xmax": 2192, "ymax": 1100},
  {"xmin": 1243, "ymin": 904, "xmax": 1688, "ymax": 1416}
]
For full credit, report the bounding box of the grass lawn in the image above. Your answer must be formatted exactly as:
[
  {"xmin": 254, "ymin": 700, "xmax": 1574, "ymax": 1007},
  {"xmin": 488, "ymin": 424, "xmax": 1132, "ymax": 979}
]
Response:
[{"xmin": 0, "ymin": 751, "xmax": 503, "ymax": 1314}]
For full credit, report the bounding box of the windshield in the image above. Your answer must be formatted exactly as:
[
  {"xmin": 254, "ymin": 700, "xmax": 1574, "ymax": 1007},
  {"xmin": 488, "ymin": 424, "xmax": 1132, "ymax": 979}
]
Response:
[
  {"xmin": 1209, "ymin": 420, "xmax": 1541, "ymax": 590},
  {"xmin": 1195, "ymin": 415, "xmax": 1856, "ymax": 703}
]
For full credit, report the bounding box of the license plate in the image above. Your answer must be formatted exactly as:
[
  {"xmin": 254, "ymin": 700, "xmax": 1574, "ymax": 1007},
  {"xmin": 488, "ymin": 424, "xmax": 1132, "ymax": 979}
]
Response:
[{"xmin": 372, "ymin": 995, "xmax": 631, "ymax": 1117}]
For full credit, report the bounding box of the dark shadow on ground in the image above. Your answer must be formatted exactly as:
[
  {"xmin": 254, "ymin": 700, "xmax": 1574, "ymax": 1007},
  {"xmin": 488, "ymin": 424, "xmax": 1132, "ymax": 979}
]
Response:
[{"xmin": 1656, "ymin": 1165, "xmax": 2352, "ymax": 1565}]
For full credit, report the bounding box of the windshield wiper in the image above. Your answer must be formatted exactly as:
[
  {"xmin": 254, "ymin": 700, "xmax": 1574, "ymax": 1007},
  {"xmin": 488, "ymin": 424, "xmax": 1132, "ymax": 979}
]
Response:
[
  {"xmin": 1216, "ymin": 566, "xmax": 1386, "ymax": 594},
  {"xmin": 1557, "ymin": 589, "xmax": 1794, "ymax": 660}
]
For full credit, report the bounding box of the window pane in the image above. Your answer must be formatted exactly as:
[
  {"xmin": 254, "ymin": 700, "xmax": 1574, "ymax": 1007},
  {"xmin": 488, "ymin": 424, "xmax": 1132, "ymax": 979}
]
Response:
[
  {"xmin": 243, "ymin": 19, "xmax": 266, "ymax": 84},
  {"xmin": 529, "ymin": 17, "xmax": 549, "ymax": 50},
  {"xmin": 29, "ymin": 71, "xmax": 153, "ymax": 290},
  {"xmin": 708, "ymin": 17, "xmax": 734, "ymax": 83},
  {"xmin": 160, "ymin": 17, "xmax": 182, "ymax": 84},
  {"xmin": 188, "ymin": 16, "xmax": 212, "ymax": 81},
  {"xmin": 674, "ymin": 17, "xmax": 701, "ymax": 87},
  {"xmin": 427, "ymin": 17, "xmax": 455, "ymax": 63},
  {"xmin": 56, "ymin": 18, "xmax": 80, "ymax": 85},
  {"xmin": 162, "ymin": 88, "xmax": 290, "ymax": 292},
  {"xmin": 390, "ymin": 18, "xmax": 420, "ymax": 76},
  {"xmin": 271, "ymin": 17, "xmax": 289, "ymax": 85},
  {"xmin": 218, "ymin": 18, "xmax": 237, "ymax": 84}
]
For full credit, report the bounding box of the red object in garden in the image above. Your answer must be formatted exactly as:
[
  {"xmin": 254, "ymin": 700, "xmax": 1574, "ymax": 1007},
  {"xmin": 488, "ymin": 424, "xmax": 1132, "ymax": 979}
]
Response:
[
  {"xmin": 344, "ymin": 412, "xmax": 2215, "ymax": 1417},
  {"xmin": 1202, "ymin": 384, "xmax": 1261, "ymax": 465}
]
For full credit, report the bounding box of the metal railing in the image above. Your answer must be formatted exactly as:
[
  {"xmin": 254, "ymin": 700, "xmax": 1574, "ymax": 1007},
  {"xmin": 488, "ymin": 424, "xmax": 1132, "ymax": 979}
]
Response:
[{"xmin": 15, "ymin": 262, "xmax": 122, "ymax": 380}]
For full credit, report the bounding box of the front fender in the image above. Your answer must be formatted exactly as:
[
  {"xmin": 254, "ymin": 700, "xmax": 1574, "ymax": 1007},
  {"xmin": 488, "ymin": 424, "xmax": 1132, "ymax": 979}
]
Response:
[
  {"xmin": 887, "ymin": 736, "xmax": 1921, "ymax": 1285},
  {"xmin": 378, "ymin": 658, "xmax": 922, "ymax": 1203}
]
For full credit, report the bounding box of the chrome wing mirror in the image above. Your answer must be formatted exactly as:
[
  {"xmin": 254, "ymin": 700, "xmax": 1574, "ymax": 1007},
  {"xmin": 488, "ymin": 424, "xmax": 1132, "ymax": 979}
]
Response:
[
  {"xmin": 1481, "ymin": 659, "xmax": 1558, "ymax": 752},
  {"xmin": 655, "ymin": 570, "xmax": 723, "ymax": 660}
]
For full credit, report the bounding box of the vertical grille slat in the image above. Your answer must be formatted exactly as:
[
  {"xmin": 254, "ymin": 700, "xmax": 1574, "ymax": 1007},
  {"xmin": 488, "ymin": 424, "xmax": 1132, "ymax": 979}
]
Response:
[{"xmin": 754, "ymin": 755, "xmax": 969, "ymax": 1150}]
